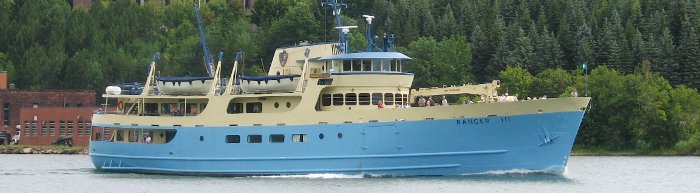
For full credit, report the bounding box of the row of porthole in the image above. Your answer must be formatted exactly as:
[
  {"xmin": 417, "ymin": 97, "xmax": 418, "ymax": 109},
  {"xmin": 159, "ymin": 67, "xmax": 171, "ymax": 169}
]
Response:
[
  {"xmin": 199, "ymin": 133, "xmax": 344, "ymax": 142},
  {"xmin": 273, "ymin": 102, "xmax": 292, "ymax": 108}
]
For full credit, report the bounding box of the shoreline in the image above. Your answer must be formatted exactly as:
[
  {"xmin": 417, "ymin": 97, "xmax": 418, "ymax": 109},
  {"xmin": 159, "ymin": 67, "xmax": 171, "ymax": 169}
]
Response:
[{"xmin": 0, "ymin": 145, "xmax": 88, "ymax": 155}]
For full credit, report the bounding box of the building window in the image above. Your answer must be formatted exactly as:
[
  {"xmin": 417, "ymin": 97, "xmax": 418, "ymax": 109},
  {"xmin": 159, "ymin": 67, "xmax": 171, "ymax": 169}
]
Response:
[
  {"xmin": 359, "ymin": 93, "xmax": 370, "ymax": 105},
  {"xmin": 31, "ymin": 121, "xmax": 37, "ymax": 136},
  {"xmin": 59, "ymin": 121, "xmax": 66, "ymax": 136},
  {"xmin": 345, "ymin": 93, "xmax": 357, "ymax": 105},
  {"xmin": 32, "ymin": 103, "xmax": 39, "ymax": 108},
  {"xmin": 292, "ymin": 134, "xmax": 308, "ymax": 143},
  {"xmin": 23, "ymin": 121, "xmax": 29, "ymax": 136},
  {"xmin": 248, "ymin": 135, "xmax": 262, "ymax": 143},
  {"xmin": 67, "ymin": 121, "xmax": 74, "ymax": 136},
  {"xmin": 246, "ymin": 102, "xmax": 262, "ymax": 113},
  {"xmin": 332, "ymin": 94, "xmax": 343, "ymax": 106},
  {"xmin": 227, "ymin": 102, "xmax": 243, "ymax": 114},
  {"xmin": 3, "ymin": 103, "xmax": 9, "ymax": 126},
  {"xmin": 49, "ymin": 121, "xmax": 56, "ymax": 136},
  {"xmin": 269, "ymin": 134, "xmax": 285, "ymax": 143},
  {"xmin": 321, "ymin": 94, "xmax": 331, "ymax": 106},
  {"xmin": 225, "ymin": 135, "xmax": 240, "ymax": 143},
  {"xmin": 41, "ymin": 121, "xmax": 48, "ymax": 136},
  {"xmin": 77, "ymin": 121, "xmax": 84, "ymax": 136}
]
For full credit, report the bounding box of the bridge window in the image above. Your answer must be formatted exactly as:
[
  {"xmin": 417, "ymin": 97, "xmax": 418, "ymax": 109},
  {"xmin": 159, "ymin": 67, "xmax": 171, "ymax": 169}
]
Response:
[
  {"xmin": 384, "ymin": 93, "xmax": 394, "ymax": 105},
  {"xmin": 292, "ymin": 134, "xmax": 308, "ymax": 143},
  {"xmin": 343, "ymin": 60, "xmax": 351, "ymax": 72},
  {"xmin": 372, "ymin": 60, "xmax": 381, "ymax": 71},
  {"xmin": 226, "ymin": 135, "xmax": 240, "ymax": 143},
  {"xmin": 359, "ymin": 93, "xmax": 371, "ymax": 105},
  {"xmin": 269, "ymin": 134, "xmax": 285, "ymax": 143},
  {"xmin": 362, "ymin": 60, "xmax": 371, "ymax": 71},
  {"xmin": 332, "ymin": 94, "xmax": 343, "ymax": 106},
  {"xmin": 351, "ymin": 60, "xmax": 361, "ymax": 71},
  {"xmin": 372, "ymin": 93, "xmax": 382, "ymax": 105},
  {"xmin": 345, "ymin": 93, "xmax": 357, "ymax": 105},
  {"xmin": 227, "ymin": 102, "xmax": 243, "ymax": 114},
  {"xmin": 321, "ymin": 94, "xmax": 331, "ymax": 106},
  {"xmin": 246, "ymin": 102, "xmax": 262, "ymax": 113}
]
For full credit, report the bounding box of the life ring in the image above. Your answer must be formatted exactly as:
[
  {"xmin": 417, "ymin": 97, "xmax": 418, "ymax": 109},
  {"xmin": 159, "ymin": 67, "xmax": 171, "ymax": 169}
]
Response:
[{"xmin": 117, "ymin": 101, "xmax": 124, "ymax": 111}]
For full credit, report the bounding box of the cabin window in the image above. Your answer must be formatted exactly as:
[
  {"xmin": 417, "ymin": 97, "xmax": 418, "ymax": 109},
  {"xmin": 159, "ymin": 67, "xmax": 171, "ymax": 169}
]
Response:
[
  {"xmin": 343, "ymin": 60, "xmax": 351, "ymax": 72},
  {"xmin": 144, "ymin": 103, "xmax": 159, "ymax": 116},
  {"xmin": 345, "ymin": 93, "xmax": 357, "ymax": 105},
  {"xmin": 372, "ymin": 60, "xmax": 381, "ymax": 71},
  {"xmin": 395, "ymin": 93, "xmax": 403, "ymax": 105},
  {"xmin": 372, "ymin": 93, "xmax": 382, "ymax": 105},
  {"xmin": 248, "ymin": 135, "xmax": 262, "ymax": 143},
  {"xmin": 227, "ymin": 102, "xmax": 243, "ymax": 114},
  {"xmin": 332, "ymin": 94, "xmax": 344, "ymax": 106},
  {"xmin": 186, "ymin": 104, "xmax": 199, "ymax": 115},
  {"xmin": 162, "ymin": 103, "xmax": 181, "ymax": 116},
  {"xmin": 384, "ymin": 93, "xmax": 394, "ymax": 105},
  {"xmin": 382, "ymin": 60, "xmax": 391, "ymax": 71},
  {"xmin": 269, "ymin": 134, "xmax": 285, "ymax": 143},
  {"xmin": 292, "ymin": 134, "xmax": 308, "ymax": 143},
  {"xmin": 226, "ymin": 135, "xmax": 241, "ymax": 143},
  {"xmin": 362, "ymin": 60, "xmax": 371, "ymax": 71},
  {"xmin": 391, "ymin": 60, "xmax": 398, "ymax": 71},
  {"xmin": 358, "ymin": 93, "xmax": 371, "ymax": 105},
  {"xmin": 321, "ymin": 94, "xmax": 332, "ymax": 106},
  {"xmin": 352, "ymin": 60, "xmax": 361, "ymax": 71},
  {"xmin": 246, "ymin": 102, "xmax": 263, "ymax": 113}
]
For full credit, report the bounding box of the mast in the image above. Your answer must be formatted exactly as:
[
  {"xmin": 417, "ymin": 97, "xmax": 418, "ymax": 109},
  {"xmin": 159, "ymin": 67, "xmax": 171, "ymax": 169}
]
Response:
[
  {"xmin": 194, "ymin": 0, "xmax": 214, "ymax": 77},
  {"xmin": 322, "ymin": 0, "xmax": 348, "ymax": 53}
]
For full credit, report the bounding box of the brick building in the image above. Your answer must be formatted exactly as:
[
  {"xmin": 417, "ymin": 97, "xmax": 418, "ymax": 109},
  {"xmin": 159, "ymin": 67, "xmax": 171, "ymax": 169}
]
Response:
[{"xmin": 0, "ymin": 71, "xmax": 97, "ymax": 146}]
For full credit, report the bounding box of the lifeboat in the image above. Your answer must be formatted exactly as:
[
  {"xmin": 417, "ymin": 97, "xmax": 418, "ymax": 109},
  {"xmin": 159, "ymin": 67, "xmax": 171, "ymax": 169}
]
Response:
[
  {"xmin": 239, "ymin": 75, "xmax": 300, "ymax": 93},
  {"xmin": 156, "ymin": 76, "xmax": 214, "ymax": 95}
]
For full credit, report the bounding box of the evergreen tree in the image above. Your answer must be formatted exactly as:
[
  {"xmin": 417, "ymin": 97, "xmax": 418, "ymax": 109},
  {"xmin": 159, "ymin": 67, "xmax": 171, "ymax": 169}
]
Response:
[{"xmin": 677, "ymin": 15, "xmax": 700, "ymax": 88}]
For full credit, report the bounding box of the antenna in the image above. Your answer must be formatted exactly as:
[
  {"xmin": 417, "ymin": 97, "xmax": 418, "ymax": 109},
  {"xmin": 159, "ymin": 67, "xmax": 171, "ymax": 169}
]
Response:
[
  {"xmin": 362, "ymin": 15, "xmax": 375, "ymax": 52},
  {"xmin": 322, "ymin": 0, "xmax": 349, "ymax": 53},
  {"xmin": 335, "ymin": 26, "xmax": 357, "ymax": 52}
]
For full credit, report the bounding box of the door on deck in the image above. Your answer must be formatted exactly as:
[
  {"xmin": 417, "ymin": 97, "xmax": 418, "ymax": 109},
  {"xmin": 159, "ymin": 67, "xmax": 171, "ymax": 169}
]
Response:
[{"xmin": 362, "ymin": 125, "xmax": 400, "ymax": 154}]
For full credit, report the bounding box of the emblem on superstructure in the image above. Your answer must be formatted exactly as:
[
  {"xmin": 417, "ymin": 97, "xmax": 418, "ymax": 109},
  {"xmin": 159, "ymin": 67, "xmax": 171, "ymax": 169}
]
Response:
[{"xmin": 279, "ymin": 50, "xmax": 289, "ymax": 67}]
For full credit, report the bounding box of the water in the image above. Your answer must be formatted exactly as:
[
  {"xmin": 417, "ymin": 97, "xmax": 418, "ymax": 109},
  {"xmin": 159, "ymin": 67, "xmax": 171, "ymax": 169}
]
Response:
[{"xmin": 0, "ymin": 155, "xmax": 698, "ymax": 193}]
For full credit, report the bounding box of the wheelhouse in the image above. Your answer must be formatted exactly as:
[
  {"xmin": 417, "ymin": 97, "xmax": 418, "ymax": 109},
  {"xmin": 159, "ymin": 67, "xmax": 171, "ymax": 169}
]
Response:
[{"xmin": 318, "ymin": 52, "xmax": 411, "ymax": 73}]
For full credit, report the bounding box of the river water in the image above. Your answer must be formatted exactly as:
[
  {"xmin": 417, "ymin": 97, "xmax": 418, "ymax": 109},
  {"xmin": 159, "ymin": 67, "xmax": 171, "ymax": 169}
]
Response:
[{"xmin": 0, "ymin": 155, "xmax": 698, "ymax": 193}]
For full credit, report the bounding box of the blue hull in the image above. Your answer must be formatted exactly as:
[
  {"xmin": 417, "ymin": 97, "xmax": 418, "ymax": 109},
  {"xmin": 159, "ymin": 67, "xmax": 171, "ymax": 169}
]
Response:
[{"xmin": 89, "ymin": 111, "xmax": 584, "ymax": 176}]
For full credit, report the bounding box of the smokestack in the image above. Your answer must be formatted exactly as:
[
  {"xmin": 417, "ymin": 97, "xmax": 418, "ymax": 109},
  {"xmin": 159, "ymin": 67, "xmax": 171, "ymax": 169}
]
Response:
[{"xmin": 0, "ymin": 71, "xmax": 7, "ymax": 90}]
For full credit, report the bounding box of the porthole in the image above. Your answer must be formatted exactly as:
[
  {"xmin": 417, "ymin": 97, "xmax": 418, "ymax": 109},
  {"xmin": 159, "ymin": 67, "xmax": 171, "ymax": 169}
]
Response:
[
  {"xmin": 337, "ymin": 133, "xmax": 343, "ymax": 139},
  {"xmin": 286, "ymin": 102, "xmax": 291, "ymax": 108},
  {"xmin": 274, "ymin": 102, "xmax": 280, "ymax": 108},
  {"xmin": 319, "ymin": 133, "xmax": 325, "ymax": 139},
  {"xmin": 160, "ymin": 133, "xmax": 164, "ymax": 138},
  {"xmin": 199, "ymin": 136, "xmax": 204, "ymax": 141}
]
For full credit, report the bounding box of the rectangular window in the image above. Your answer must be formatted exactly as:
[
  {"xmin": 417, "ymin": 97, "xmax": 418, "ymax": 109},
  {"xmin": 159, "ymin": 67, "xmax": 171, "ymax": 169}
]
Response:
[
  {"xmin": 227, "ymin": 102, "xmax": 243, "ymax": 114},
  {"xmin": 352, "ymin": 60, "xmax": 362, "ymax": 71},
  {"xmin": 384, "ymin": 93, "xmax": 394, "ymax": 105},
  {"xmin": 246, "ymin": 102, "xmax": 262, "ymax": 113},
  {"xmin": 31, "ymin": 121, "xmax": 37, "ymax": 136},
  {"xmin": 49, "ymin": 121, "xmax": 56, "ymax": 136},
  {"xmin": 77, "ymin": 121, "xmax": 84, "ymax": 136},
  {"xmin": 321, "ymin": 94, "xmax": 331, "ymax": 106},
  {"xmin": 225, "ymin": 135, "xmax": 240, "ymax": 143},
  {"xmin": 394, "ymin": 93, "xmax": 403, "ymax": 105},
  {"xmin": 247, "ymin": 135, "xmax": 262, "ymax": 143},
  {"xmin": 59, "ymin": 121, "xmax": 66, "ymax": 136},
  {"xmin": 86, "ymin": 122, "xmax": 92, "ymax": 135},
  {"xmin": 391, "ymin": 60, "xmax": 398, "ymax": 71},
  {"xmin": 382, "ymin": 60, "xmax": 391, "ymax": 71},
  {"xmin": 345, "ymin": 93, "xmax": 357, "ymax": 105},
  {"xmin": 292, "ymin": 134, "xmax": 308, "ymax": 143},
  {"xmin": 332, "ymin": 94, "xmax": 343, "ymax": 106},
  {"xmin": 23, "ymin": 121, "xmax": 30, "ymax": 136},
  {"xmin": 144, "ymin": 103, "xmax": 159, "ymax": 115},
  {"xmin": 362, "ymin": 60, "xmax": 371, "ymax": 71},
  {"xmin": 162, "ymin": 103, "xmax": 181, "ymax": 115},
  {"xmin": 67, "ymin": 121, "xmax": 74, "ymax": 136},
  {"xmin": 372, "ymin": 93, "xmax": 382, "ymax": 105},
  {"xmin": 41, "ymin": 121, "xmax": 48, "ymax": 136},
  {"xmin": 2, "ymin": 103, "xmax": 9, "ymax": 126},
  {"xmin": 359, "ymin": 93, "xmax": 370, "ymax": 105},
  {"xmin": 343, "ymin": 60, "xmax": 351, "ymax": 72},
  {"xmin": 372, "ymin": 60, "xmax": 381, "ymax": 71},
  {"xmin": 269, "ymin": 134, "xmax": 285, "ymax": 143}
]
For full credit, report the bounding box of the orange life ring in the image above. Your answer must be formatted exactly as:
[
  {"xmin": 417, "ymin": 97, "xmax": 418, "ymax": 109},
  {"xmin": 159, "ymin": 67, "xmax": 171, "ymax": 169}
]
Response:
[{"xmin": 117, "ymin": 101, "xmax": 124, "ymax": 111}]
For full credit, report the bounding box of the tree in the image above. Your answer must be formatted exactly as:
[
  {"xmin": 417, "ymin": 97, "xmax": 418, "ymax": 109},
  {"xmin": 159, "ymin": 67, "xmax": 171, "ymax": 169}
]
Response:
[{"xmin": 497, "ymin": 66, "xmax": 533, "ymax": 99}]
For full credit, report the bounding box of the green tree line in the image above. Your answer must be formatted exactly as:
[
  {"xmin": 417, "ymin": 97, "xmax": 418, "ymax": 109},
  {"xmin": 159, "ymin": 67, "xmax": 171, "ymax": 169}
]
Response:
[{"xmin": 0, "ymin": 0, "xmax": 699, "ymax": 154}]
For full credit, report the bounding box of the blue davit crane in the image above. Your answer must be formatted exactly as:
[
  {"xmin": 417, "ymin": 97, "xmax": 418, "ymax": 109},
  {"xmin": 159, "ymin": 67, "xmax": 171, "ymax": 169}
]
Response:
[{"xmin": 194, "ymin": 0, "xmax": 214, "ymax": 77}]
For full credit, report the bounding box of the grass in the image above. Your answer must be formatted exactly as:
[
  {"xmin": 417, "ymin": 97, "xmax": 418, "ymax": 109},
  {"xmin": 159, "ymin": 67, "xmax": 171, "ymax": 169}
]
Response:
[
  {"xmin": 0, "ymin": 144, "xmax": 87, "ymax": 154},
  {"xmin": 571, "ymin": 147, "xmax": 688, "ymax": 156}
]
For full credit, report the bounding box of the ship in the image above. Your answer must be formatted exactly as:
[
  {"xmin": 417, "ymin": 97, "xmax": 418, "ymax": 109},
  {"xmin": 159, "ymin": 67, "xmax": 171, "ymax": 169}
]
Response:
[{"xmin": 89, "ymin": 1, "xmax": 590, "ymax": 176}]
